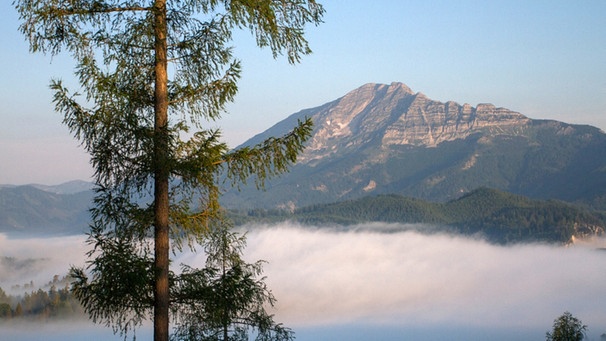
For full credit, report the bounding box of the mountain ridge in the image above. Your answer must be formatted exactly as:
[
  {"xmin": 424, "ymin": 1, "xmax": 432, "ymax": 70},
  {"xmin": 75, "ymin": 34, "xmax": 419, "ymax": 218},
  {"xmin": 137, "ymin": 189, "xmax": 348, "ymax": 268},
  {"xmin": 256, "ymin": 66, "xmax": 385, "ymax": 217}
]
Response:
[
  {"xmin": 0, "ymin": 180, "xmax": 93, "ymax": 195},
  {"xmin": 0, "ymin": 185, "xmax": 93, "ymax": 235}
]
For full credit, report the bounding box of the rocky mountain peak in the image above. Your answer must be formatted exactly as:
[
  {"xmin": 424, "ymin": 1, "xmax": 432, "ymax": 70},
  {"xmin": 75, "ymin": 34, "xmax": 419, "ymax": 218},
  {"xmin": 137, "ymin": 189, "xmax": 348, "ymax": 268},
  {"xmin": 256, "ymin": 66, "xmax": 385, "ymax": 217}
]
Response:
[{"xmin": 298, "ymin": 82, "xmax": 531, "ymax": 163}]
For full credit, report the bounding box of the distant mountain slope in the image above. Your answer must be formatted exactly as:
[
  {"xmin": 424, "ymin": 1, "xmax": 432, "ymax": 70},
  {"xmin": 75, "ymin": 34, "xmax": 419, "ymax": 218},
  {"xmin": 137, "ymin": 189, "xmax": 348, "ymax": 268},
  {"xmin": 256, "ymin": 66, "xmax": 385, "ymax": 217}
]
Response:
[
  {"xmin": 222, "ymin": 82, "xmax": 606, "ymax": 210},
  {"xmin": 31, "ymin": 180, "xmax": 93, "ymax": 194},
  {"xmin": 0, "ymin": 185, "xmax": 93, "ymax": 235},
  {"xmin": 231, "ymin": 188, "xmax": 606, "ymax": 244}
]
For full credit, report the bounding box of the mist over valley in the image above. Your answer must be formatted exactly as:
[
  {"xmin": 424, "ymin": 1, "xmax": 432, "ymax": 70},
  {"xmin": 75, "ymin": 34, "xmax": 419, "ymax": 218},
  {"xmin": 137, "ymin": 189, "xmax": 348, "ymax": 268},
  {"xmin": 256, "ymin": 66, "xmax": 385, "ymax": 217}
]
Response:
[{"xmin": 2, "ymin": 225, "xmax": 606, "ymax": 340}]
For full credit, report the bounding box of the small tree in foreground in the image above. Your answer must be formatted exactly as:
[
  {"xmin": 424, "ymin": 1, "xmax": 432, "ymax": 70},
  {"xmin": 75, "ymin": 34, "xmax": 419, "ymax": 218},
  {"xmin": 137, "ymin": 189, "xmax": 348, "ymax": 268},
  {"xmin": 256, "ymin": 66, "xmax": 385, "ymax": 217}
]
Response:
[
  {"xmin": 546, "ymin": 311, "xmax": 587, "ymax": 341},
  {"xmin": 171, "ymin": 218, "xmax": 292, "ymax": 341}
]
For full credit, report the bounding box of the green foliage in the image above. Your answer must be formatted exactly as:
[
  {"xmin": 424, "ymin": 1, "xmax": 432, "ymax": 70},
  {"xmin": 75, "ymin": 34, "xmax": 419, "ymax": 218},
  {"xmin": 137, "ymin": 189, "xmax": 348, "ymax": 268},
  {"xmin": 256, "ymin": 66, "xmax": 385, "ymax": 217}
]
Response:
[
  {"xmin": 546, "ymin": 311, "xmax": 587, "ymax": 341},
  {"xmin": 15, "ymin": 0, "xmax": 324, "ymax": 339},
  {"xmin": 70, "ymin": 231, "xmax": 154, "ymax": 335},
  {"xmin": 0, "ymin": 303, "xmax": 11, "ymax": 318},
  {"xmin": 171, "ymin": 219, "xmax": 293, "ymax": 341}
]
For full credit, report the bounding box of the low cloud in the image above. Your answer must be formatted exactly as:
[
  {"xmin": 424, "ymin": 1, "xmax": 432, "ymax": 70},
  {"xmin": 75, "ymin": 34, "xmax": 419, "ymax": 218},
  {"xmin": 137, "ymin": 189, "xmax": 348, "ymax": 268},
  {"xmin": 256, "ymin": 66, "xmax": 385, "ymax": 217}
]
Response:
[
  {"xmin": 0, "ymin": 234, "xmax": 88, "ymax": 290},
  {"xmin": 2, "ymin": 223, "xmax": 606, "ymax": 339},
  {"xmin": 237, "ymin": 223, "xmax": 606, "ymax": 333}
]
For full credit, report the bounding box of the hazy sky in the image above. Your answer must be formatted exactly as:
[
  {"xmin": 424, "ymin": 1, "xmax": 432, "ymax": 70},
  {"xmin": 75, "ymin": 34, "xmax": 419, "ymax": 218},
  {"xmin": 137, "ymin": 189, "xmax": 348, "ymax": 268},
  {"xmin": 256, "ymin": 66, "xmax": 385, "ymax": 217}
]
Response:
[
  {"xmin": 3, "ymin": 225, "xmax": 606, "ymax": 340},
  {"xmin": 2, "ymin": 0, "xmax": 605, "ymax": 185}
]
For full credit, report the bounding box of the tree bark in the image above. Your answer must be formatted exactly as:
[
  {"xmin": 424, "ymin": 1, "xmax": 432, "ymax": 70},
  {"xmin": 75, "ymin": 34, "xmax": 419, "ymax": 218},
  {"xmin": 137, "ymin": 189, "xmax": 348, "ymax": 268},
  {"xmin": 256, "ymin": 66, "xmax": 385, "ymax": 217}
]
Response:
[{"xmin": 153, "ymin": 1, "xmax": 169, "ymax": 341}]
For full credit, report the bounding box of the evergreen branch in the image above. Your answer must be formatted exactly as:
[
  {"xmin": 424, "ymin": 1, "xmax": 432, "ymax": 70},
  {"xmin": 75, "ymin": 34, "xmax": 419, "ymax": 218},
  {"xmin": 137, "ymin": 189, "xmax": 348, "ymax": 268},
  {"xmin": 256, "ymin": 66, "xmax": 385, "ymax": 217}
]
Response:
[
  {"xmin": 224, "ymin": 117, "xmax": 313, "ymax": 189},
  {"xmin": 167, "ymin": 68, "xmax": 239, "ymax": 110}
]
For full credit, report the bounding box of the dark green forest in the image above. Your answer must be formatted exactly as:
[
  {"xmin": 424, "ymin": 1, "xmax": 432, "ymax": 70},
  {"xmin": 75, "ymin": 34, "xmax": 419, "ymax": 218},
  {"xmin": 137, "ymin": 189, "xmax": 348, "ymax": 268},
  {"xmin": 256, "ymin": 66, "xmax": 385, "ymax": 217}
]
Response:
[{"xmin": 229, "ymin": 187, "xmax": 606, "ymax": 244}]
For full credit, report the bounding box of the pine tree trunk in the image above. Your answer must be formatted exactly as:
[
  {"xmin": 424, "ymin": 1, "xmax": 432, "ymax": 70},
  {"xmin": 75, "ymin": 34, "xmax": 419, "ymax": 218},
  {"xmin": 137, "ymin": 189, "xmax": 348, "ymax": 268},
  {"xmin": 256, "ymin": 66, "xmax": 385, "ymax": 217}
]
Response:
[{"xmin": 153, "ymin": 1, "xmax": 170, "ymax": 341}]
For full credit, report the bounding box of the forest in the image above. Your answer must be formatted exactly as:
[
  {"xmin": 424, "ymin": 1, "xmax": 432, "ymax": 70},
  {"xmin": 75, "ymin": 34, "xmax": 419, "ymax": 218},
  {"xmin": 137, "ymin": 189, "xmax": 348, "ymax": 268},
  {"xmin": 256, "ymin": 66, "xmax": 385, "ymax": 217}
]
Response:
[
  {"xmin": 229, "ymin": 187, "xmax": 606, "ymax": 244},
  {"xmin": 0, "ymin": 274, "xmax": 82, "ymax": 320}
]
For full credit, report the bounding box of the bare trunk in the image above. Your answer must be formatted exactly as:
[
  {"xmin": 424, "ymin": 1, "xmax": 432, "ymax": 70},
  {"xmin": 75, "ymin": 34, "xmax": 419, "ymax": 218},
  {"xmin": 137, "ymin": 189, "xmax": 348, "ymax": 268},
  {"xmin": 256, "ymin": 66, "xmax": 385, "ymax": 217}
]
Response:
[{"xmin": 153, "ymin": 1, "xmax": 169, "ymax": 341}]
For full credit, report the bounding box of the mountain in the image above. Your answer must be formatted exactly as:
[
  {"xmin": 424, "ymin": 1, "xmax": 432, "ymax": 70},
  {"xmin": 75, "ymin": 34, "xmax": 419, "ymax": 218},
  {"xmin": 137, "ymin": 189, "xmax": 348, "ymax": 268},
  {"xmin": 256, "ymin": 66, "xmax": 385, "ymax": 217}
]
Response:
[
  {"xmin": 231, "ymin": 188, "xmax": 606, "ymax": 244},
  {"xmin": 4, "ymin": 82, "xmax": 606, "ymax": 239},
  {"xmin": 0, "ymin": 184, "xmax": 93, "ymax": 235},
  {"xmin": 222, "ymin": 82, "xmax": 606, "ymax": 210}
]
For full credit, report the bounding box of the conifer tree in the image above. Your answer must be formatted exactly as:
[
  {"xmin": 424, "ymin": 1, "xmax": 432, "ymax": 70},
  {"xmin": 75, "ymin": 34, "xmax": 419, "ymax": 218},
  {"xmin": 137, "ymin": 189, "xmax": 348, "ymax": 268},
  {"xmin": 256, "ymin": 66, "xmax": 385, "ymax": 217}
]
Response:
[
  {"xmin": 172, "ymin": 218, "xmax": 293, "ymax": 341},
  {"xmin": 15, "ymin": 1, "xmax": 324, "ymax": 340},
  {"xmin": 546, "ymin": 311, "xmax": 588, "ymax": 341}
]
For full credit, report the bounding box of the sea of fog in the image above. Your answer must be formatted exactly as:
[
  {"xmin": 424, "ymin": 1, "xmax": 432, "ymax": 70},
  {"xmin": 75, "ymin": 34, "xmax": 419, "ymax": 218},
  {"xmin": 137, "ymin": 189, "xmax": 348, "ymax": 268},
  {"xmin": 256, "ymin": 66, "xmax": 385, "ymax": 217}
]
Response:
[{"xmin": 2, "ymin": 222, "xmax": 606, "ymax": 340}]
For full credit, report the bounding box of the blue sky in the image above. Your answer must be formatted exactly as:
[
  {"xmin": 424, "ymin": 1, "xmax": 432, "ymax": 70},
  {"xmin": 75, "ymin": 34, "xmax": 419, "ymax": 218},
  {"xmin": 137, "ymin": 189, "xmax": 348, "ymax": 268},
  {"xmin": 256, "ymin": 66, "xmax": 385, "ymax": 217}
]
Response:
[{"xmin": 2, "ymin": 0, "xmax": 605, "ymax": 185}]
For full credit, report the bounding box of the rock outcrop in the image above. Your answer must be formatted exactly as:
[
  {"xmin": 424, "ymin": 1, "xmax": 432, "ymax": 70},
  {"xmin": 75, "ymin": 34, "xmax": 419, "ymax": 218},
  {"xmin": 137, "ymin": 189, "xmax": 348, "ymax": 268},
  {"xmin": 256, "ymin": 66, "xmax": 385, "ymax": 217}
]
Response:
[{"xmin": 299, "ymin": 82, "xmax": 530, "ymax": 164}]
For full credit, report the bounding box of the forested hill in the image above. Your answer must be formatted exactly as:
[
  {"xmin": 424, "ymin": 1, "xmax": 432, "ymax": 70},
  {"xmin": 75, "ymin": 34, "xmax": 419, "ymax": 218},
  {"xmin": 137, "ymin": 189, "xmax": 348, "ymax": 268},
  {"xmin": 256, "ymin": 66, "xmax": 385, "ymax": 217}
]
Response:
[{"xmin": 231, "ymin": 188, "xmax": 606, "ymax": 245}]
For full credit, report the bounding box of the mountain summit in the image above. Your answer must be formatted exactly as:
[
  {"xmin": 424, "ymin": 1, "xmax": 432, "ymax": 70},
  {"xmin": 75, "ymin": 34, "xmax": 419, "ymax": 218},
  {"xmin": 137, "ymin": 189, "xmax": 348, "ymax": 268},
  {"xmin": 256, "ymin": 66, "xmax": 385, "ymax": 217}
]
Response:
[
  {"xmin": 225, "ymin": 82, "xmax": 606, "ymax": 209},
  {"xmin": 301, "ymin": 82, "xmax": 530, "ymax": 160}
]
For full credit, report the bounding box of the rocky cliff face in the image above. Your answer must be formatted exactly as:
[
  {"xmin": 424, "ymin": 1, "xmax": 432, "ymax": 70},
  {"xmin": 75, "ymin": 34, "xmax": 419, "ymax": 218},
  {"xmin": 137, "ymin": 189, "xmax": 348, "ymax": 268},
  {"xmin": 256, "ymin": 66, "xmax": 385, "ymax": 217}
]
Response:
[{"xmin": 300, "ymin": 82, "xmax": 531, "ymax": 164}]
